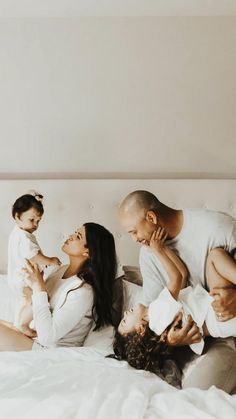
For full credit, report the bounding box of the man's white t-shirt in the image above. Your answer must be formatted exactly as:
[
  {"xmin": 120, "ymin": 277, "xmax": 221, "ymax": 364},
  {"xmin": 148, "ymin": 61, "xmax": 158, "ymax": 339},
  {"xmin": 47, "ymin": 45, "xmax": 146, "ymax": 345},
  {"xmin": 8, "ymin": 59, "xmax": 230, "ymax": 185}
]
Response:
[{"xmin": 140, "ymin": 209, "xmax": 236, "ymax": 305}]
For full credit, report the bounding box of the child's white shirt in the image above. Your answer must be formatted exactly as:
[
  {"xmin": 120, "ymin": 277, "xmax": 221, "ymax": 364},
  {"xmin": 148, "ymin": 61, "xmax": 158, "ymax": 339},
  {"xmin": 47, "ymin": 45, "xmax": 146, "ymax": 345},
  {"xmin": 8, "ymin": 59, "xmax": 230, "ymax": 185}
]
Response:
[
  {"xmin": 7, "ymin": 225, "xmax": 41, "ymax": 294},
  {"xmin": 148, "ymin": 285, "xmax": 236, "ymax": 355}
]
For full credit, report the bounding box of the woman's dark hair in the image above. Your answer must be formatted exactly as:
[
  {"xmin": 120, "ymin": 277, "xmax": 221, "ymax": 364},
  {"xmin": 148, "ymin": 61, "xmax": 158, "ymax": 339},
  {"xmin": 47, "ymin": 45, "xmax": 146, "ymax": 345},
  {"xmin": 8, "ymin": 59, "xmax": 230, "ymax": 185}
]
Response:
[
  {"xmin": 79, "ymin": 222, "xmax": 117, "ymax": 330},
  {"xmin": 112, "ymin": 327, "xmax": 182, "ymax": 388},
  {"xmin": 12, "ymin": 193, "xmax": 44, "ymax": 218}
]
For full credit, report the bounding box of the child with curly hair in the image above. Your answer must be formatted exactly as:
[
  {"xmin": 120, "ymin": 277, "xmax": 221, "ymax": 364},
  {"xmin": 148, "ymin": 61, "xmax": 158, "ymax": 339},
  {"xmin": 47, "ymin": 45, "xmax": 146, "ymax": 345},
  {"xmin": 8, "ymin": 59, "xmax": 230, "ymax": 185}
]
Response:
[{"xmin": 113, "ymin": 227, "xmax": 236, "ymax": 385}]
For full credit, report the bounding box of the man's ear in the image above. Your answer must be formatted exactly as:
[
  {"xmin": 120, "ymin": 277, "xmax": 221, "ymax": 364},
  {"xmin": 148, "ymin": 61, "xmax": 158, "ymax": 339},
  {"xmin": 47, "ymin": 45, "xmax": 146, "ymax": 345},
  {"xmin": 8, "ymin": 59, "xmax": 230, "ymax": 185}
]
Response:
[
  {"xmin": 15, "ymin": 212, "xmax": 21, "ymax": 221},
  {"xmin": 145, "ymin": 210, "xmax": 158, "ymax": 225}
]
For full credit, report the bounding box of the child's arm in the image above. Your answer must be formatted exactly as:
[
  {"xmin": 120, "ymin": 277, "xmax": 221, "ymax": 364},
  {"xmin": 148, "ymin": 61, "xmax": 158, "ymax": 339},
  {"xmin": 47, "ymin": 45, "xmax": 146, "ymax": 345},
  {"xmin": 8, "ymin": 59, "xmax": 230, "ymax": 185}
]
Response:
[
  {"xmin": 30, "ymin": 251, "xmax": 61, "ymax": 267},
  {"xmin": 164, "ymin": 246, "xmax": 188, "ymax": 289},
  {"xmin": 149, "ymin": 227, "xmax": 187, "ymax": 300}
]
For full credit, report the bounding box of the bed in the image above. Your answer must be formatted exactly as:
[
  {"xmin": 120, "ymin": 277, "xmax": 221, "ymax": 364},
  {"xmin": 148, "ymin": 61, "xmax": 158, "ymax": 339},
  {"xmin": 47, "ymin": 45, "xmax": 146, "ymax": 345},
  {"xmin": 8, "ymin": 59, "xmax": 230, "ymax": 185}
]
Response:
[{"xmin": 0, "ymin": 178, "xmax": 236, "ymax": 419}]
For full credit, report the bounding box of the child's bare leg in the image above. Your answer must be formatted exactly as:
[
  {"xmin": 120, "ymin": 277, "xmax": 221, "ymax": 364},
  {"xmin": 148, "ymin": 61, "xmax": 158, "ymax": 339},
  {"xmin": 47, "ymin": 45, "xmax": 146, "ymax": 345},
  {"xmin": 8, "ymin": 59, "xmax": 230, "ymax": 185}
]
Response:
[
  {"xmin": 0, "ymin": 320, "xmax": 33, "ymax": 351},
  {"xmin": 206, "ymin": 248, "xmax": 236, "ymax": 291},
  {"xmin": 17, "ymin": 303, "xmax": 36, "ymax": 338}
]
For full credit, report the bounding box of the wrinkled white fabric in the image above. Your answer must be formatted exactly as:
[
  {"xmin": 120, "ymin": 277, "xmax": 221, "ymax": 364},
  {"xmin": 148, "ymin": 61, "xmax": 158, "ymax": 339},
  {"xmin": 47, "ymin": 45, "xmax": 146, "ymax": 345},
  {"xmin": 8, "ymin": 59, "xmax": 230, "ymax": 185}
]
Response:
[
  {"xmin": 0, "ymin": 348, "xmax": 235, "ymax": 419},
  {"xmin": 148, "ymin": 285, "xmax": 236, "ymax": 355},
  {"xmin": 0, "ymin": 276, "xmax": 236, "ymax": 418}
]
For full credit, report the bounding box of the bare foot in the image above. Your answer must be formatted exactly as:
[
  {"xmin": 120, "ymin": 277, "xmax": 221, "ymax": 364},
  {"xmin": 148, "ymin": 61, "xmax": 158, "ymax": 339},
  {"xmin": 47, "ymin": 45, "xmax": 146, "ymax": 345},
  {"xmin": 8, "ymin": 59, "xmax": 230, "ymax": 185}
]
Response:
[{"xmin": 18, "ymin": 325, "xmax": 37, "ymax": 338}]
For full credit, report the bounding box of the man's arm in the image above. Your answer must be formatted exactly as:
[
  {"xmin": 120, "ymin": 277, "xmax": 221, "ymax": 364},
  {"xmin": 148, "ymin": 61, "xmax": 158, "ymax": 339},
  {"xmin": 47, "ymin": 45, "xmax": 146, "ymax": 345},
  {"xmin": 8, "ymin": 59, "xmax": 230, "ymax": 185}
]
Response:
[{"xmin": 166, "ymin": 312, "xmax": 202, "ymax": 346}]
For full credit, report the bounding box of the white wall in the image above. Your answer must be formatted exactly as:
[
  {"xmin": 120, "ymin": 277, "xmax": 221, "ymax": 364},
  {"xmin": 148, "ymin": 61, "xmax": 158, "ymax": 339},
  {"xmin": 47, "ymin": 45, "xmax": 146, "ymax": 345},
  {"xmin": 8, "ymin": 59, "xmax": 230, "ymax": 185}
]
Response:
[{"xmin": 0, "ymin": 17, "xmax": 235, "ymax": 178}]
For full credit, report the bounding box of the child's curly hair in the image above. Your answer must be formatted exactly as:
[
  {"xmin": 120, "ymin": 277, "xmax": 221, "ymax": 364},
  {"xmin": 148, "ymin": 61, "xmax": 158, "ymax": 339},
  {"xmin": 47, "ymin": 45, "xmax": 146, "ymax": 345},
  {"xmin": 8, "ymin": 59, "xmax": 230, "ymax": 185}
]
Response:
[{"xmin": 112, "ymin": 326, "xmax": 182, "ymax": 388}]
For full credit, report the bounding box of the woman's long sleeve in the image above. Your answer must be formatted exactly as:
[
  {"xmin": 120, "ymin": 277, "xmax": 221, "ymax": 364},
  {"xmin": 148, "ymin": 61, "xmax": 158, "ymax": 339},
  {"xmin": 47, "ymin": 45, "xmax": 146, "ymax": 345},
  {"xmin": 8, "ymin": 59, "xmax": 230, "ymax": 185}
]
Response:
[{"xmin": 32, "ymin": 286, "xmax": 93, "ymax": 347}]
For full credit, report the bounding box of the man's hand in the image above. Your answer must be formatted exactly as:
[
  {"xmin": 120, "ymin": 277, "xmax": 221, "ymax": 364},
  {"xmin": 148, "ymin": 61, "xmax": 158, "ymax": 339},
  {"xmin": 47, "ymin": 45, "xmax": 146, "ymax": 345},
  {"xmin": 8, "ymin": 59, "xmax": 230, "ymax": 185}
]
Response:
[
  {"xmin": 167, "ymin": 312, "xmax": 202, "ymax": 346},
  {"xmin": 210, "ymin": 287, "xmax": 236, "ymax": 321}
]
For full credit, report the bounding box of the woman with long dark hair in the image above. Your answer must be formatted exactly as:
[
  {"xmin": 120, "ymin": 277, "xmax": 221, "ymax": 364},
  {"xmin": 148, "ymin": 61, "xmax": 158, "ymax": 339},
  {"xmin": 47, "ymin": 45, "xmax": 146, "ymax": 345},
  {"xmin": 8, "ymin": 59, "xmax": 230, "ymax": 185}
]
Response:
[{"xmin": 0, "ymin": 222, "xmax": 117, "ymax": 350}]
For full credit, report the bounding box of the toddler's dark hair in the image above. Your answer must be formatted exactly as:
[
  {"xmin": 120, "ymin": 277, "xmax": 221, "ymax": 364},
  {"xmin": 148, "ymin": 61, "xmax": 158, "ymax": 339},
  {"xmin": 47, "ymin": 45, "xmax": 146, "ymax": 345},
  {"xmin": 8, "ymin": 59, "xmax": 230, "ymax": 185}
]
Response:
[{"xmin": 12, "ymin": 193, "xmax": 44, "ymax": 219}]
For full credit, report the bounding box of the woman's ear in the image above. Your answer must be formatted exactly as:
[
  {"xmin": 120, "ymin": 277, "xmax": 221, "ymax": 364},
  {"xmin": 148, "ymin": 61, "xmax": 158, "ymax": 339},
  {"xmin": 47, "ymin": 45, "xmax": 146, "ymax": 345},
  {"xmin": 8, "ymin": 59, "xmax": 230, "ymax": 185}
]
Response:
[
  {"xmin": 145, "ymin": 210, "xmax": 158, "ymax": 225},
  {"xmin": 82, "ymin": 250, "xmax": 89, "ymax": 258},
  {"xmin": 136, "ymin": 323, "xmax": 147, "ymax": 337}
]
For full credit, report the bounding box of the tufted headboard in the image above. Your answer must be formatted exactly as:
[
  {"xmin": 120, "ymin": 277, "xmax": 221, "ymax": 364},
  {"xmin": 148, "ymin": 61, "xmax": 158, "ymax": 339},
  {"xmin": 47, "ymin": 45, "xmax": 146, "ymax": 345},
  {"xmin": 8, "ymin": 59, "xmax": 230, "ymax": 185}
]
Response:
[{"xmin": 0, "ymin": 179, "xmax": 236, "ymax": 273}]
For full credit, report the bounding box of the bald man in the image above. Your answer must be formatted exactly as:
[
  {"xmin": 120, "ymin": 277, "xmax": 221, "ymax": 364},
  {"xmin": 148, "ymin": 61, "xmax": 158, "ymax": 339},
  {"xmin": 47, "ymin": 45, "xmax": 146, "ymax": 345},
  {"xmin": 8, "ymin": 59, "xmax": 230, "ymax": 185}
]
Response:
[{"xmin": 119, "ymin": 190, "xmax": 236, "ymax": 393}]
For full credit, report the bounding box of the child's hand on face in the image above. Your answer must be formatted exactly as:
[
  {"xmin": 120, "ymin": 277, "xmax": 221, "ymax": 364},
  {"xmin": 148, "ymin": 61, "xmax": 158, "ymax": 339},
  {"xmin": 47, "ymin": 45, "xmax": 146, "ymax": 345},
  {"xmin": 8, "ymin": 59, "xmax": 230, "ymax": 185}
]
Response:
[
  {"xmin": 49, "ymin": 257, "xmax": 61, "ymax": 266},
  {"xmin": 149, "ymin": 227, "xmax": 168, "ymax": 255}
]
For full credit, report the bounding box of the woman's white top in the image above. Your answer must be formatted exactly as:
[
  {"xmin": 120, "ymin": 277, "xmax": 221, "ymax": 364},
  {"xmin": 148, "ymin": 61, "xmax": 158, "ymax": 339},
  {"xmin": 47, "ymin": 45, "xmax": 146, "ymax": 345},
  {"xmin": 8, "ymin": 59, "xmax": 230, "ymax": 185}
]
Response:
[
  {"xmin": 148, "ymin": 285, "xmax": 236, "ymax": 355},
  {"xmin": 8, "ymin": 225, "xmax": 41, "ymax": 294},
  {"xmin": 32, "ymin": 265, "xmax": 93, "ymax": 348}
]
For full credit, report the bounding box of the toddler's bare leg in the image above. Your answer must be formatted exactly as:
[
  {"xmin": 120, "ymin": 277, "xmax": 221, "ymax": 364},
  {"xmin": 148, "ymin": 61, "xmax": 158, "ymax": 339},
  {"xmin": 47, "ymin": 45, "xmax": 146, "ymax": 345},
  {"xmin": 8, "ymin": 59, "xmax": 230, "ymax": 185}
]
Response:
[
  {"xmin": 0, "ymin": 320, "xmax": 33, "ymax": 351},
  {"xmin": 18, "ymin": 303, "xmax": 36, "ymax": 338},
  {"xmin": 206, "ymin": 248, "xmax": 236, "ymax": 291}
]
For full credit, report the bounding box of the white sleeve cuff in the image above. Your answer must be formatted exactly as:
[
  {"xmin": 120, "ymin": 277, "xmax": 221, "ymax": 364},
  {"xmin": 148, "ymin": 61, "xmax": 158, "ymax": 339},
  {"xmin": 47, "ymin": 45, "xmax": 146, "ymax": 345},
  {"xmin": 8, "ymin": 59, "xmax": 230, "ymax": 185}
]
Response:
[{"xmin": 148, "ymin": 287, "xmax": 182, "ymax": 336}]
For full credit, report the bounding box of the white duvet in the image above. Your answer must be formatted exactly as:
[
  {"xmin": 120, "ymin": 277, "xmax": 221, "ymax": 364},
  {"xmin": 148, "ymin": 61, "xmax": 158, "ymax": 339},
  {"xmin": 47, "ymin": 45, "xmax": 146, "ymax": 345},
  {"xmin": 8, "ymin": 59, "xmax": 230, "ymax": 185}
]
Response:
[
  {"xmin": 0, "ymin": 347, "xmax": 235, "ymax": 419},
  {"xmin": 0, "ymin": 277, "xmax": 236, "ymax": 419}
]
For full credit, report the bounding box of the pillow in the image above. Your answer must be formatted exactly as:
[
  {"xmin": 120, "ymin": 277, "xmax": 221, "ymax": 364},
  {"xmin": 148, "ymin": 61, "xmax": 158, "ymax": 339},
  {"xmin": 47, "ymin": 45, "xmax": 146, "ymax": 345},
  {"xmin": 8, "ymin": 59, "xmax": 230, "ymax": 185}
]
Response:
[
  {"xmin": 122, "ymin": 265, "xmax": 143, "ymax": 286},
  {"xmin": 83, "ymin": 325, "xmax": 115, "ymax": 355},
  {"xmin": 84, "ymin": 280, "xmax": 143, "ymax": 356},
  {"xmin": 122, "ymin": 279, "xmax": 143, "ymax": 312}
]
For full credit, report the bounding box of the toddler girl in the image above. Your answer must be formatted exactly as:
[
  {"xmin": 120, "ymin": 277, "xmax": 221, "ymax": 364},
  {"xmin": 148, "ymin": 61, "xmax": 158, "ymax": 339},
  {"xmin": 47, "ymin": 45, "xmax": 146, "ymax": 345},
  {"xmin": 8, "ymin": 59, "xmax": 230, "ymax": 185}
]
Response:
[{"xmin": 8, "ymin": 191, "xmax": 61, "ymax": 336}]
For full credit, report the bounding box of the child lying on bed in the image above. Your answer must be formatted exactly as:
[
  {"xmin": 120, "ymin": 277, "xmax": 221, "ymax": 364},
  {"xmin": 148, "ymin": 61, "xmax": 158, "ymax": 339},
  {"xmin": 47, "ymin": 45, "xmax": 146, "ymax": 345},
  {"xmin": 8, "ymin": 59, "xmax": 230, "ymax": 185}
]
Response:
[
  {"xmin": 113, "ymin": 227, "xmax": 236, "ymax": 378},
  {"xmin": 8, "ymin": 191, "xmax": 61, "ymax": 337}
]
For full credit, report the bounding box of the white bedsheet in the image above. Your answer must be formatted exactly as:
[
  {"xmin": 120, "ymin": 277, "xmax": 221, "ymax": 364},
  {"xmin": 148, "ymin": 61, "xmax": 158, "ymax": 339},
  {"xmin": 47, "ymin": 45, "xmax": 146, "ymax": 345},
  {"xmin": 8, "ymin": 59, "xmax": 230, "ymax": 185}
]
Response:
[
  {"xmin": 0, "ymin": 276, "xmax": 236, "ymax": 419},
  {"xmin": 0, "ymin": 347, "xmax": 235, "ymax": 419}
]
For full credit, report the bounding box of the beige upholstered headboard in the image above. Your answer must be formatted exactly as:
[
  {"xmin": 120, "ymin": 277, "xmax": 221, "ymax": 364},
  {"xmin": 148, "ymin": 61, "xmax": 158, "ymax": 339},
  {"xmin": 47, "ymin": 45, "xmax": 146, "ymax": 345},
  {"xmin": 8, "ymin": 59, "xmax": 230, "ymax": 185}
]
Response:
[{"xmin": 0, "ymin": 179, "xmax": 236, "ymax": 273}]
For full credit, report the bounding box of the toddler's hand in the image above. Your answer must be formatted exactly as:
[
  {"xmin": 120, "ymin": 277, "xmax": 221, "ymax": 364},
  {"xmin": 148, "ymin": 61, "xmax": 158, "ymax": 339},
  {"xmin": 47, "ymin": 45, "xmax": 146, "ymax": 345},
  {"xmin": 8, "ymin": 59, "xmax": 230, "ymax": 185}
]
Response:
[
  {"xmin": 49, "ymin": 257, "xmax": 61, "ymax": 266},
  {"xmin": 149, "ymin": 227, "xmax": 168, "ymax": 254}
]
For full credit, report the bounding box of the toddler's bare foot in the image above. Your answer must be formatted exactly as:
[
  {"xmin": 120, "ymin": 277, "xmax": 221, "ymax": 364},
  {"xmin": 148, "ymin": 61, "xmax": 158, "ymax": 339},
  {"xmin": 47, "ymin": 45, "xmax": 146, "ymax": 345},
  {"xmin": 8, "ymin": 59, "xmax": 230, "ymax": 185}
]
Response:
[{"xmin": 19, "ymin": 325, "xmax": 37, "ymax": 338}]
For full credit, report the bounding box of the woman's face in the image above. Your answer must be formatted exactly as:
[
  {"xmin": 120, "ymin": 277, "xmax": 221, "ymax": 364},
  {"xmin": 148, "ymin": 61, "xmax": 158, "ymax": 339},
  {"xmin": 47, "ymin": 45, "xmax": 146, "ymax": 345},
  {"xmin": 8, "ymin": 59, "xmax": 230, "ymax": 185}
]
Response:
[{"xmin": 62, "ymin": 226, "xmax": 89, "ymax": 258}]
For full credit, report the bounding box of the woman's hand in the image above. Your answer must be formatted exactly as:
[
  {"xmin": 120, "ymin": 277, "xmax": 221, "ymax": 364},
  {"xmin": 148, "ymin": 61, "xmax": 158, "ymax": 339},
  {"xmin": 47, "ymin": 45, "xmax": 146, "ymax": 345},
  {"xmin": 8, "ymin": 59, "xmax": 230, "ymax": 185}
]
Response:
[
  {"xmin": 149, "ymin": 227, "xmax": 168, "ymax": 255},
  {"xmin": 22, "ymin": 259, "xmax": 46, "ymax": 293},
  {"xmin": 210, "ymin": 287, "xmax": 236, "ymax": 321},
  {"xmin": 167, "ymin": 312, "xmax": 202, "ymax": 346}
]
